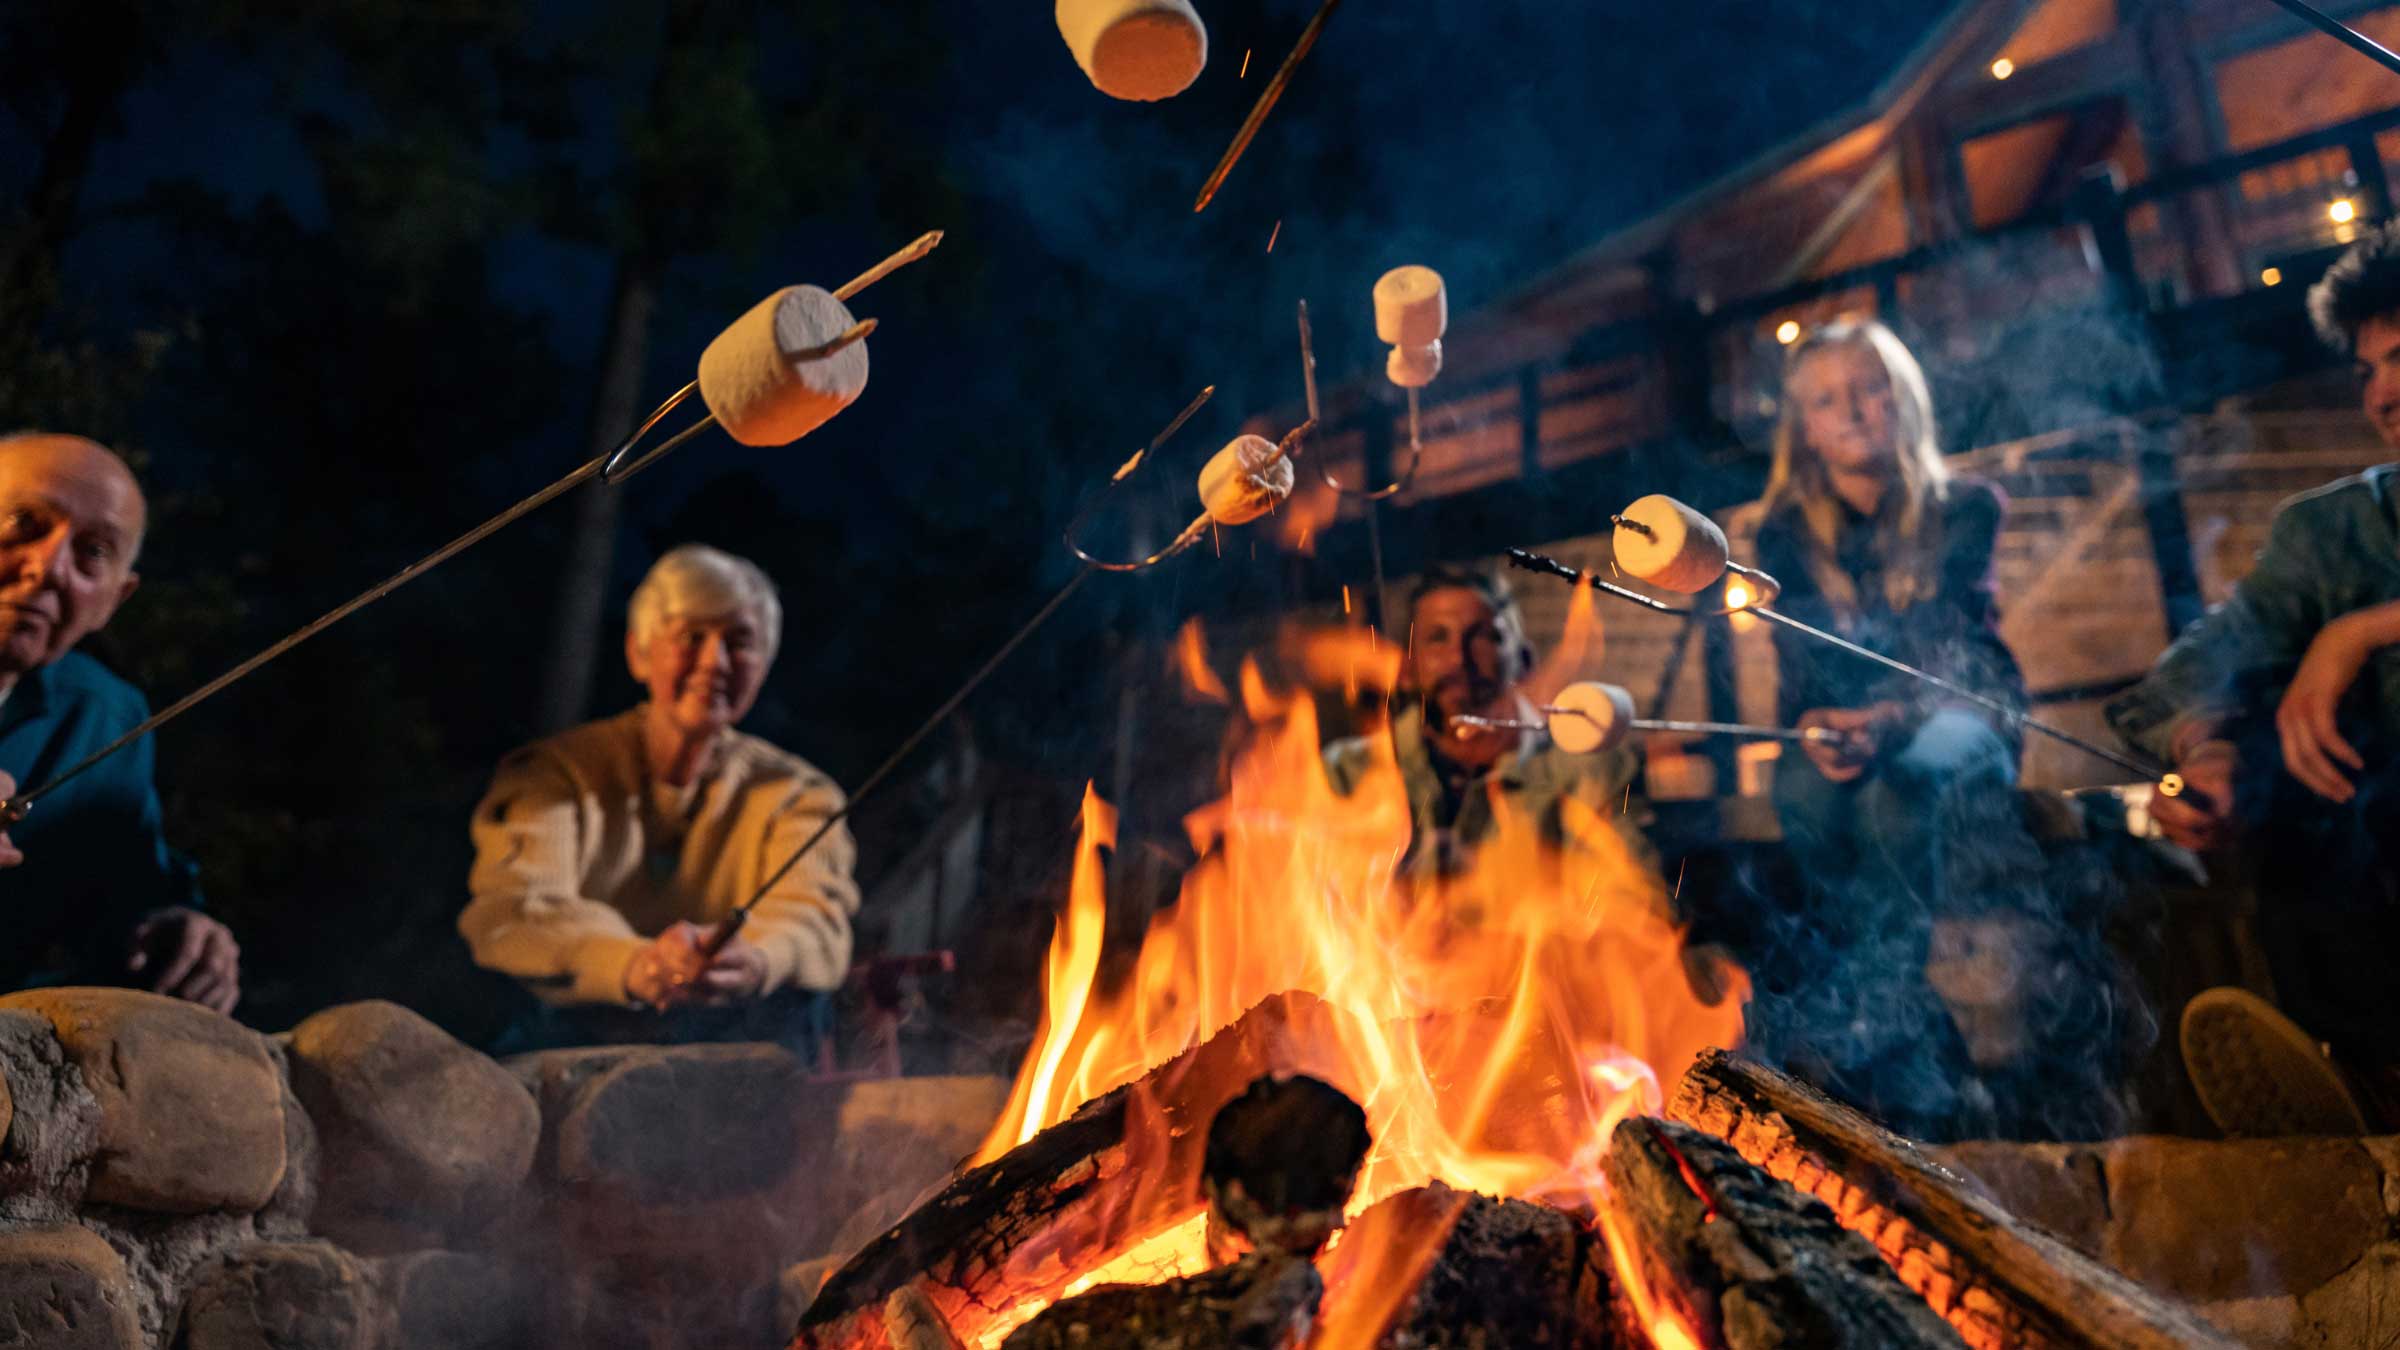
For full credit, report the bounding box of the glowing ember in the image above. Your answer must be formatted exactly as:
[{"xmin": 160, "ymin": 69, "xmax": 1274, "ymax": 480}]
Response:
[{"xmin": 971, "ymin": 599, "xmax": 1749, "ymax": 1338}]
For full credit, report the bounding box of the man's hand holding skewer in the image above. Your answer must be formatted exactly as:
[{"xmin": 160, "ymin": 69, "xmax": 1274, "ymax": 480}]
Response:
[
  {"xmin": 2152, "ymin": 735, "xmax": 2237, "ymax": 853},
  {"xmin": 0, "ymin": 772, "xmax": 21, "ymax": 868},
  {"xmin": 625, "ymin": 920, "xmax": 769, "ymax": 1008},
  {"xmin": 1794, "ymin": 703, "xmax": 1904, "ymax": 783},
  {"xmin": 128, "ymin": 908, "xmax": 241, "ymax": 1014}
]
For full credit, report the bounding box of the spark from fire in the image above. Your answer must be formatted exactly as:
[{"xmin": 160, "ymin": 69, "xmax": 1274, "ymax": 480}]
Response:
[
  {"xmin": 1268, "ymin": 218, "xmax": 1282, "ymax": 252},
  {"xmin": 1241, "ymin": 47, "xmax": 1252, "ymax": 78}
]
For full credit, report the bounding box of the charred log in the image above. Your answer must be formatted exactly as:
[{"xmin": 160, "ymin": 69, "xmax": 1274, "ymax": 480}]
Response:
[
  {"xmin": 1603, "ymin": 1116, "xmax": 1965, "ymax": 1349},
  {"xmin": 1314, "ymin": 1183, "xmax": 1616, "ymax": 1349},
  {"xmin": 997, "ymin": 1250, "xmax": 1322, "ymax": 1350},
  {"xmin": 1670, "ymin": 1050, "xmax": 2237, "ymax": 1350},
  {"xmin": 793, "ymin": 992, "xmax": 1355, "ymax": 1349},
  {"xmin": 1201, "ymin": 1073, "xmax": 1370, "ymax": 1262}
]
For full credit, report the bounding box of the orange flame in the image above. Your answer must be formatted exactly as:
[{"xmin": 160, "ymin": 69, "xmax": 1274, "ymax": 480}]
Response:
[
  {"xmin": 973, "ymin": 628, "xmax": 1747, "ymax": 1342},
  {"xmin": 1170, "ymin": 619, "xmax": 1231, "ymax": 704}
]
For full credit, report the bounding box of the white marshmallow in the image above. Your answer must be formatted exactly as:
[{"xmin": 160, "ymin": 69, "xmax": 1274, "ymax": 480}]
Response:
[
  {"xmin": 1056, "ymin": 0, "xmax": 1207, "ymax": 102},
  {"xmin": 1197, "ymin": 434, "xmax": 1296, "ymax": 526},
  {"xmin": 1548, "ymin": 681, "xmax": 1636, "ymax": 755},
  {"xmin": 1373, "ymin": 266, "xmax": 1447, "ymax": 347},
  {"xmin": 697, "ymin": 285, "xmax": 871, "ymax": 448},
  {"xmin": 1386, "ymin": 341, "xmax": 1442, "ymax": 389},
  {"xmin": 1613, "ymin": 494, "xmax": 1729, "ymax": 595}
]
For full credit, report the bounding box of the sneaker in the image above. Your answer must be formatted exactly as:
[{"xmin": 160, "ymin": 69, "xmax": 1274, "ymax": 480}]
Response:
[{"xmin": 2181, "ymin": 987, "xmax": 2370, "ymax": 1137}]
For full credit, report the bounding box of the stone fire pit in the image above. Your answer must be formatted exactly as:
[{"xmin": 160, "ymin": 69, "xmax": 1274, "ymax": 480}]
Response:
[{"xmin": 0, "ymin": 989, "xmax": 1002, "ymax": 1350}]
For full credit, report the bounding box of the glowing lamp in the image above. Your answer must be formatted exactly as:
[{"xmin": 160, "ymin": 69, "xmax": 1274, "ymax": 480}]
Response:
[
  {"xmin": 1774, "ymin": 320, "xmax": 1801, "ymax": 345},
  {"xmin": 1990, "ymin": 58, "xmax": 2015, "ymax": 79},
  {"xmin": 2331, "ymin": 198, "xmax": 2358, "ymax": 224}
]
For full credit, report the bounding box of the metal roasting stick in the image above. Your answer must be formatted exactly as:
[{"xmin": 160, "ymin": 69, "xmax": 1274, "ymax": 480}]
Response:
[
  {"xmin": 1501, "ymin": 545, "xmax": 2205, "ymax": 806},
  {"xmin": 2262, "ymin": 0, "xmax": 2400, "ymax": 78},
  {"xmin": 692, "ymin": 389, "xmax": 1235, "ymax": 968},
  {"xmin": 1451, "ymin": 711, "xmax": 1849, "ymax": 746},
  {"xmin": 0, "ymin": 233, "xmax": 945, "ymax": 827},
  {"xmin": 692, "ymin": 567, "xmax": 1094, "ymax": 964},
  {"xmin": 1063, "ymin": 386, "xmax": 1221, "ymax": 572},
  {"xmin": 1301, "ymin": 300, "xmax": 1422, "ymax": 501},
  {"xmin": 1193, "ymin": 0, "xmax": 1345, "ymax": 213}
]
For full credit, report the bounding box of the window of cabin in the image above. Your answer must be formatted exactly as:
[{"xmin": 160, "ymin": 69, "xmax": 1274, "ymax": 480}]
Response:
[{"xmin": 1961, "ymin": 99, "xmax": 2148, "ymax": 229}]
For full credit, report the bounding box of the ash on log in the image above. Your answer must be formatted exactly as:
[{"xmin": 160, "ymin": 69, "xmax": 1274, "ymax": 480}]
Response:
[
  {"xmin": 1314, "ymin": 1183, "xmax": 1616, "ymax": 1349},
  {"xmin": 999, "ymin": 1250, "xmax": 1322, "ymax": 1350},
  {"xmin": 1670, "ymin": 1050, "xmax": 2237, "ymax": 1350},
  {"xmin": 792, "ymin": 992, "xmax": 1354, "ymax": 1350},
  {"xmin": 1602, "ymin": 1116, "xmax": 1965, "ymax": 1349}
]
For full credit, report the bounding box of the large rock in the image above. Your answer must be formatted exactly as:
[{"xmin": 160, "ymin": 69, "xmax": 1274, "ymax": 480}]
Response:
[
  {"xmin": 792, "ymin": 1075, "xmax": 1010, "ymax": 1260},
  {"xmin": 1933, "ymin": 1140, "xmax": 2108, "ymax": 1257},
  {"xmin": 180, "ymin": 1241, "xmax": 375, "ymax": 1350},
  {"xmin": 0, "ymin": 1008, "xmax": 96, "ymax": 1206},
  {"xmin": 549, "ymin": 1043, "xmax": 808, "ymax": 1203},
  {"xmin": 2101, "ymin": 1135, "xmax": 2384, "ymax": 1302},
  {"xmin": 0, "ymin": 1225, "xmax": 139, "ymax": 1349},
  {"xmin": 285, "ymin": 1001, "xmax": 537, "ymax": 1249},
  {"xmin": 370, "ymin": 1250, "xmax": 531, "ymax": 1350},
  {"xmin": 0, "ymin": 989, "xmax": 283, "ymax": 1213}
]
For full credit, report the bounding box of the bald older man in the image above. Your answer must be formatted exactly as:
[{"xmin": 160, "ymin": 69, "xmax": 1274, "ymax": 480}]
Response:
[{"xmin": 0, "ymin": 432, "xmax": 238, "ymax": 1013}]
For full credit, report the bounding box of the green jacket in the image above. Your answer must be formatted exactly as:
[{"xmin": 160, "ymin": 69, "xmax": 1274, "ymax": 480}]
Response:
[
  {"xmin": 2108, "ymin": 464, "xmax": 2400, "ymax": 763},
  {"xmin": 1321, "ymin": 699, "xmax": 1654, "ymax": 875}
]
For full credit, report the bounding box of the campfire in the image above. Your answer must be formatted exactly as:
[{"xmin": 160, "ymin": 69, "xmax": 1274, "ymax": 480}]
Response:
[{"xmin": 791, "ymin": 621, "xmax": 2233, "ymax": 1350}]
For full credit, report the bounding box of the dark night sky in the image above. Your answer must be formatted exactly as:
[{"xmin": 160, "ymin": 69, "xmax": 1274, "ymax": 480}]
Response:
[{"xmin": 8, "ymin": 1, "xmax": 1951, "ymax": 1021}]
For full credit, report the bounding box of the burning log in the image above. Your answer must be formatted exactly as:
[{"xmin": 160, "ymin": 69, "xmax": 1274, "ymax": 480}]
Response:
[
  {"xmin": 1602, "ymin": 1117, "xmax": 1966, "ymax": 1349},
  {"xmin": 1200, "ymin": 1073, "xmax": 1370, "ymax": 1263},
  {"xmin": 1669, "ymin": 1051, "xmax": 2239, "ymax": 1350},
  {"xmin": 998, "ymin": 1250, "xmax": 1322, "ymax": 1350},
  {"xmin": 792, "ymin": 992, "xmax": 1354, "ymax": 1349},
  {"xmin": 1313, "ymin": 1183, "xmax": 1616, "ymax": 1349}
]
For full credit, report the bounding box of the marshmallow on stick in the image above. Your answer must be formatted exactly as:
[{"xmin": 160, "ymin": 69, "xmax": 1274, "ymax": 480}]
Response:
[
  {"xmin": 697, "ymin": 285, "xmax": 872, "ymax": 448},
  {"xmin": 1197, "ymin": 434, "xmax": 1297, "ymax": 525},
  {"xmin": 1374, "ymin": 265, "xmax": 1446, "ymax": 389},
  {"xmin": 1057, "ymin": 0, "xmax": 1207, "ymax": 101},
  {"xmin": 1547, "ymin": 680, "xmax": 1638, "ymax": 754},
  {"xmin": 1612, "ymin": 494, "xmax": 1729, "ymax": 594}
]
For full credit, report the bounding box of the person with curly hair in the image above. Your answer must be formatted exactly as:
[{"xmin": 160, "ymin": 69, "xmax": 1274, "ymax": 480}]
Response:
[{"xmin": 2109, "ymin": 220, "xmax": 2400, "ymax": 1135}]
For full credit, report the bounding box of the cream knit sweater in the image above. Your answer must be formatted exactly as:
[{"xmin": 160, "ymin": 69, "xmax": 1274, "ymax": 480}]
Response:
[{"xmin": 459, "ymin": 707, "xmax": 861, "ymax": 1006}]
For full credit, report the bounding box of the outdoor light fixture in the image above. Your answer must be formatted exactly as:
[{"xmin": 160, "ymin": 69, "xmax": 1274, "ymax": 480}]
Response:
[
  {"xmin": 1990, "ymin": 57, "xmax": 2015, "ymax": 79},
  {"xmin": 2262, "ymin": 267, "xmax": 2284, "ymax": 286},
  {"xmin": 1775, "ymin": 320, "xmax": 1802, "ymax": 344},
  {"xmin": 2331, "ymin": 197, "xmax": 2359, "ymax": 223}
]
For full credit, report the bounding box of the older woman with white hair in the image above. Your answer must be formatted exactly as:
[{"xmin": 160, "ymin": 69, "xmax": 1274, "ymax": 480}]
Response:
[{"xmin": 460, "ymin": 544, "xmax": 859, "ymax": 1048}]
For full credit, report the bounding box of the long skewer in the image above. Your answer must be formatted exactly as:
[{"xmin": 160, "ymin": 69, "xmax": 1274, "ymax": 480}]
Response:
[
  {"xmin": 1502, "ymin": 546, "xmax": 2202, "ymax": 805},
  {"xmin": 0, "ymin": 232, "xmax": 944, "ymax": 827},
  {"xmin": 2262, "ymin": 0, "xmax": 2400, "ymax": 78},
  {"xmin": 694, "ymin": 390, "xmax": 1231, "ymax": 966},
  {"xmin": 1300, "ymin": 300, "xmax": 1422, "ymax": 501},
  {"xmin": 1193, "ymin": 0, "xmax": 1344, "ymax": 213},
  {"xmin": 1451, "ymin": 710, "xmax": 1848, "ymax": 746}
]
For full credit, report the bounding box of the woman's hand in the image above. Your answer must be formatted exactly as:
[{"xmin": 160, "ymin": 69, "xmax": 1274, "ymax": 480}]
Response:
[
  {"xmin": 1795, "ymin": 703, "xmax": 1902, "ymax": 783},
  {"xmin": 2274, "ymin": 602, "xmax": 2400, "ymax": 803},
  {"xmin": 625, "ymin": 922, "xmax": 710, "ymax": 1007},
  {"xmin": 687, "ymin": 936, "xmax": 770, "ymax": 1005},
  {"xmin": 625, "ymin": 921, "xmax": 770, "ymax": 1007}
]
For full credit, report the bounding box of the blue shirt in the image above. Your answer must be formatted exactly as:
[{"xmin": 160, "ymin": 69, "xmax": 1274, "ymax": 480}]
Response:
[{"xmin": 0, "ymin": 651, "xmax": 200, "ymax": 987}]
